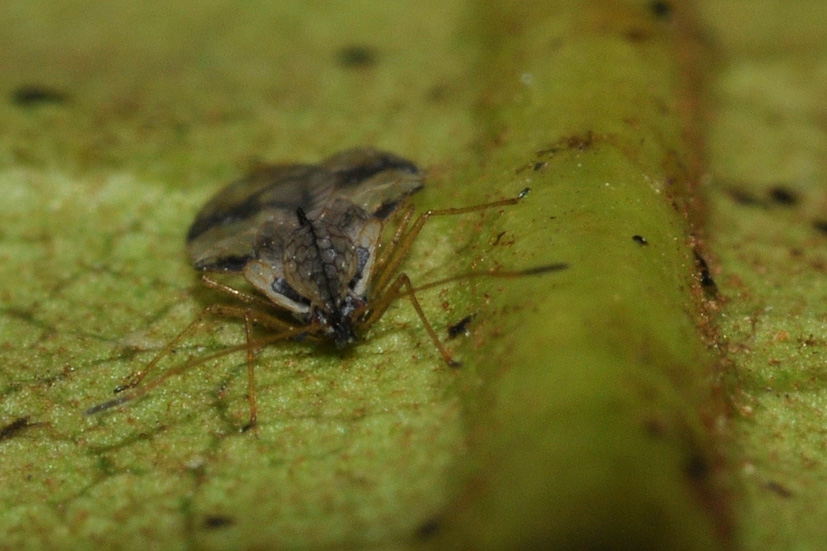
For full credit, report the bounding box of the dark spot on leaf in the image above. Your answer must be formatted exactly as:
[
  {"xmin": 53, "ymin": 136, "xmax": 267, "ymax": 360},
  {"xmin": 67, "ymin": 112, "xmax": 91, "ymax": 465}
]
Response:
[
  {"xmin": 642, "ymin": 418, "xmax": 666, "ymax": 437},
  {"xmin": 447, "ymin": 314, "xmax": 474, "ymax": 339},
  {"xmin": 11, "ymin": 85, "xmax": 68, "ymax": 107},
  {"xmin": 813, "ymin": 219, "xmax": 827, "ymax": 234},
  {"xmin": 764, "ymin": 480, "xmax": 793, "ymax": 498},
  {"xmin": 649, "ymin": 0, "xmax": 672, "ymax": 20},
  {"xmin": 769, "ymin": 186, "xmax": 797, "ymax": 206},
  {"xmin": 489, "ymin": 231, "xmax": 508, "ymax": 247},
  {"xmin": 567, "ymin": 132, "xmax": 596, "ymax": 151},
  {"xmin": 519, "ymin": 264, "xmax": 569, "ymax": 276},
  {"xmin": 427, "ymin": 84, "xmax": 449, "ymax": 101},
  {"xmin": 632, "ymin": 235, "xmax": 649, "ymax": 246},
  {"xmin": 416, "ymin": 516, "xmax": 441, "ymax": 540},
  {"xmin": 694, "ymin": 251, "xmax": 717, "ymax": 294},
  {"xmin": 520, "ymin": 133, "xmax": 602, "ymax": 173},
  {"xmin": 798, "ymin": 334, "xmax": 818, "ymax": 347},
  {"xmin": 623, "ymin": 27, "xmax": 652, "ymax": 42},
  {"xmin": 203, "ymin": 515, "xmax": 234, "ymax": 529},
  {"xmin": 725, "ymin": 187, "xmax": 763, "ymax": 206},
  {"xmin": 684, "ymin": 453, "xmax": 709, "ymax": 481},
  {"xmin": 337, "ymin": 45, "xmax": 377, "ymax": 68},
  {"xmin": 0, "ymin": 416, "xmax": 31, "ymax": 441}
]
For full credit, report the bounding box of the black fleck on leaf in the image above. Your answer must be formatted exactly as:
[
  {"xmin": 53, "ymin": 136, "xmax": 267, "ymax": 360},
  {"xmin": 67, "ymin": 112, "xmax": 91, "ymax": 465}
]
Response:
[
  {"xmin": 693, "ymin": 251, "xmax": 717, "ymax": 293},
  {"xmin": 11, "ymin": 85, "xmax": 68, "ymax": 107},
  {"xmin": 649, "ymin": 0, "xmax": 672, "ymax": 20},
  {"xmin": 203, "ymin": 515, "xmax": 234, "ymax": 529},
  {"xmin": 0, "ymin": 416, "xmax": 32, "ymax": 441},
  {"xmin": 337, "ymin": 45, "xmax": 378, "ymax": 68},
  {"xmin": 447, "ymin": 314, "xmax": 474, "ymax": 339},
  {"xmin": 768, "ymin": 186, "xmax": 798, "ymax": 206}
]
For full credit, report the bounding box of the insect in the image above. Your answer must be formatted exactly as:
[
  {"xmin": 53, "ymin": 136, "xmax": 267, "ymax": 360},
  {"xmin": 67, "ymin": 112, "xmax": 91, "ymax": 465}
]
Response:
[{"xmin": 86, "ymin": 147, "xmax": 566, "ymax": 428}]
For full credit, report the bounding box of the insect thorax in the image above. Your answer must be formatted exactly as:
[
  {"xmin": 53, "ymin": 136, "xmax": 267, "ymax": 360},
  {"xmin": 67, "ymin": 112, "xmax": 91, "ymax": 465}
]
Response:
[
  {"xmin": 283, "ymin": 209, "xmax": 356, "ymax": 312},
  {"xmin": 243, "ymin": 200, "xmax": 382, "ymax": 344}
]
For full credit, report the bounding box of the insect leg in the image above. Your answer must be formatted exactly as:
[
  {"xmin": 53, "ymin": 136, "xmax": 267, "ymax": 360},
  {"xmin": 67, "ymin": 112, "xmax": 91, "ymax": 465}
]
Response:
[
  {"xmin": 116, "ymin": 296, "xmax": 302, "ymax": 395},
  {"xmin": 111, "ymin": 304, "xmax": 231, "ymax": 394},
  {"xmin": 372, "ymin": 202, "xmax": 417, "ymax": 279},
  {"xmin": 243, "ymin": 310, "xmax": 258, "ymax": 431},
  {"xmin": 86, "ymin": 305, "xmax": 312, "ymax": 418},
  {"xmin": 372, "ymin": 190, "xmax": 530, "ymax": 296},
  {"xmin": 365, "ymin": 272, "xmax": 458, "ymax": 367},
  {"xmin": 200, "ymin": 274, "xmax": 273, "ymax": 308}
]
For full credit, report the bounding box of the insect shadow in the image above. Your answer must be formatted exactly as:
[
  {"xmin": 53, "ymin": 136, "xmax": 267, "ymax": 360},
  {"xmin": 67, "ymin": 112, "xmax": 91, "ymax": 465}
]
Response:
[{"xmin": 86, "ymin": 148, "xmax": 567, "ymax": 429}]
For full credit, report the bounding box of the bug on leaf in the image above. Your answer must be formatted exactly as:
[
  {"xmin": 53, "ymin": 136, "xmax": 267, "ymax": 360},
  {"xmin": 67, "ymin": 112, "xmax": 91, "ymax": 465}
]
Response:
[{"xmin": 86, "ymin": 148, "xmax": 566, "ymax": 428}]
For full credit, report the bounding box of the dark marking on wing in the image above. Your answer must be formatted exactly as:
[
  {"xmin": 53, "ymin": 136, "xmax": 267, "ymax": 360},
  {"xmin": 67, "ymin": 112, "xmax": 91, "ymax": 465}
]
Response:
[
  {"xmin": 321, "ymin": 148, "xmax": 424, "ymax": 216},
  {"xmin": 373, "ymin": 201, "xmax": 401, "ymax": 220},
  {"xmin": 272, "ymin": 277, "xmax": 308, "ymax": 305},
  {"xmin": 195, "ymin": 255, "xmax": 253, "ymax": 273},
  {"xmin": 331, "ymin": 153, "xmax": 419, "ymax": 187},
  {"xmin": 352, "ymin": 246, "xmax": 371, "ymax": 288},
  {"xmin": 186, "ymin": 147, "xmax": 424, "ymax": 274},
  {"xmin": 186, "ymin": 164, "xmax": 320, "ymax": 242}
]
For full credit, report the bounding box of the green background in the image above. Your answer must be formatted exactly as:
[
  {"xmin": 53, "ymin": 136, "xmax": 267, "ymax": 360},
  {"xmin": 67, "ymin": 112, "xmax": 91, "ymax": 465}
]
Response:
[{"xmin": 0, "ymin": 1, "xmax": 824, "ymax": 549}]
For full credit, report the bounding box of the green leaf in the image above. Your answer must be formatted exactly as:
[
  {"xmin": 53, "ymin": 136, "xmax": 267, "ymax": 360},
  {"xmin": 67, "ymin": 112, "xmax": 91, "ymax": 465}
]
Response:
[
  {"xmin": 0, "ymin": 1, "xmax": 729, "ymax": 550},
  {"xmin": 701, "ymin": 1, "xmax": 827, "ymax": 549}
]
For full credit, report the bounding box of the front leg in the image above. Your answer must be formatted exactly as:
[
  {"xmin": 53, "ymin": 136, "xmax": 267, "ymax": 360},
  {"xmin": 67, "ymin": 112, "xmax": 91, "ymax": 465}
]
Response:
[
  {"xmin": 364, "ymin": 272, "xmax": 458, "ymax": 367},
  {"xmin": 372, "ymin": 190, "xmax": 530, "ymax": 297}
]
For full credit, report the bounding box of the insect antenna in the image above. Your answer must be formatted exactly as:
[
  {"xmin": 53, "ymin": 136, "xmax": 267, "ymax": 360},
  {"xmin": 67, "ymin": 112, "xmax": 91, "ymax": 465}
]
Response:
[
  {"xmin": 406, "ymin": 263, "xmax": 569, "ymax": 295},
  {"xmin": 371, "ymin": 188, "xmax": 534, "ymax": 296},
  {"xmin": 361, "ymin": 188, "xmax": 567, "ymax": 367},
  {"xmin": 363, "ymin": 264, "xmax": 567, "ymax": 367}
]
